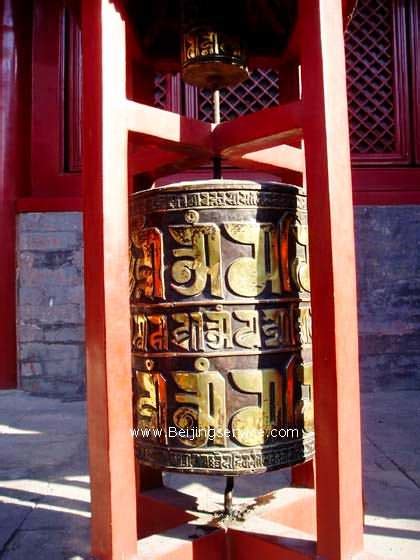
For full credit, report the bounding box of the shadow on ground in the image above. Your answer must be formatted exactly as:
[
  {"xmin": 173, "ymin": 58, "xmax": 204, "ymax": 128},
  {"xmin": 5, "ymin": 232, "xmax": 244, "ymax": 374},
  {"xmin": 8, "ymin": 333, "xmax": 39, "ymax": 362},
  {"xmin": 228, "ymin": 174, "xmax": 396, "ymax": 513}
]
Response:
[{"xmin": 1, "ymin": 389, "xmax": 420, "ymax": 559}]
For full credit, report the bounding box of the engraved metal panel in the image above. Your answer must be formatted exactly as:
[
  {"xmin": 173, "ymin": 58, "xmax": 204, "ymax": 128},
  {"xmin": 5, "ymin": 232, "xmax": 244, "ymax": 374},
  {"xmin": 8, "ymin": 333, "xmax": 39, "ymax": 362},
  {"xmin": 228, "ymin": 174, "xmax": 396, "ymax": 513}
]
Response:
[{"xmin": 130, "ymin": 180, "xmax": 314, "ymax": 475}]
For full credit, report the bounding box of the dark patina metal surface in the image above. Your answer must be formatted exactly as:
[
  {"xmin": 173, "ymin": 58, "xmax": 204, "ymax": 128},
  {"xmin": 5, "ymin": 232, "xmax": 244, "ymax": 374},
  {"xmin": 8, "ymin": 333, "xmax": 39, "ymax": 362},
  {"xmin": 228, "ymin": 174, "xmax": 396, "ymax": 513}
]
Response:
[{"xmin": 130, "ymin": 180, "xmax": 314, "ymax": 475}]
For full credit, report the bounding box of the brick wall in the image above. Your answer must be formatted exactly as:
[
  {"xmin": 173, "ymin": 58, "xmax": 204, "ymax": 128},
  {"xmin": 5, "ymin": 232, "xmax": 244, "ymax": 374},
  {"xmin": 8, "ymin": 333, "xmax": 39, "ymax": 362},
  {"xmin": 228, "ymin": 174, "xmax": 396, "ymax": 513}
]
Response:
[
  {"xmin": 17, "ymin": 213, "xmax": 85, "ymax": 397},
  {"xmin": 355, "ymin": 206, "xmax": 420, "ymax": 392},
  {"xmin": 15, "ymin": 207, "xmax": 420, "ymax": 396}
]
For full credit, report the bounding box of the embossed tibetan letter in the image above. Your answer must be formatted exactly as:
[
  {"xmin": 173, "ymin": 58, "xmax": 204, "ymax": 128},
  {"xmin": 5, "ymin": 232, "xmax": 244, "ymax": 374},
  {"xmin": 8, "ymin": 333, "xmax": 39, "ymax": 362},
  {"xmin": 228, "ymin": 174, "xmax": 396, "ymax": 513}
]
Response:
[
  {"xmin": 131, "ymin": 228, "xmax": 165, "ymax": 300},
  {"xmin": 136, "ymin": 362, "xmax": 168, "ymax": 443},
  {"xmin": 171, "ymin": 312, "xmax": 205, "ymax": 351},
  {"xmin": 170, "ymin": 214, "xmax": 223, "ymax": 298},
  {"xmin": 230, "ymin": 369, "xmax": 282, "ymax": 446},
  {"xmin": 225, "ymin": 223, "xmax": 280, "ymax": 297},
  {"xmin": 172, "ymin": 358, "xmax": 227, "ymax": 447}
]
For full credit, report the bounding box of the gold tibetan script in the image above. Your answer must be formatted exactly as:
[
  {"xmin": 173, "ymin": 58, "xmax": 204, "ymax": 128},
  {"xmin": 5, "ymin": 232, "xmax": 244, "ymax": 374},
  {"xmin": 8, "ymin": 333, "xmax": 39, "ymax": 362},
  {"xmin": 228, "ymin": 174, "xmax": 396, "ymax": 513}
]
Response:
[
  {"xmin": 262, "ymin": 309, "xmax": 291, "ymax": 347},
  {"xmin": 225, "ymin": 223, "xmax": 281, "ymax": 297},
  {"xmin": 172, "ymin": 312, "xmax": 204, "ymax": 351},
  {"xmin": 233, "ymin": 310, "xmax": 261, "ymax": 349},
  {"xmin": 148, "ymin": 314, "xmax": 168, "ymax": 351},
  {"xmin": 293, "ymin": 222, "xmax": 310, "ymax": 293},
  {"xmin": 132, "ymin": 314, "xmax": 147, "ymax": 351},
  {"xmin": 131, "ymin": 227, "xmax": 165, "ymax": 300},
  {"xmin": 136, "ymin": 362, "xmax": 168, "ymax": 441},
  {"xmin": 230, "ymin": 369, "xmax": 282, "ymax": 446},
  {"xmin": 169, "ymin": 216, "xmax": 223, "ymax": 298},
  {"xmin": 204, "ymin": 310, "xmax": 233, "ymax": 350},
  {"xmin": 173, "ymin": 357, "xmax": 226, "ymax": 447},
  {"xmin": 300, "ymin": 362, "xmax": 314, "ymax": 433}
]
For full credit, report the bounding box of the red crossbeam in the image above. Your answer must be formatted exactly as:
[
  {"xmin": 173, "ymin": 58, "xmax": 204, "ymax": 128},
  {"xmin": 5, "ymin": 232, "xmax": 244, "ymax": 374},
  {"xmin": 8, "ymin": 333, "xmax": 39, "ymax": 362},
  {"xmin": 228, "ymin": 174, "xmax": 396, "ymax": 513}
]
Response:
[
  {"xmin": 227, "ymin": 145, "xmax": 305, "ymax": 182},
  {"xmin": 125, "ymin": 99, "xmax": 303, "ymax": 179},
  {"xmin": 212, "ymin": 101, "xmax": 302, "ymax": 157},
  {"xmin": 126, "ymin": 100, "xmax": 213, "ymax": 156}
]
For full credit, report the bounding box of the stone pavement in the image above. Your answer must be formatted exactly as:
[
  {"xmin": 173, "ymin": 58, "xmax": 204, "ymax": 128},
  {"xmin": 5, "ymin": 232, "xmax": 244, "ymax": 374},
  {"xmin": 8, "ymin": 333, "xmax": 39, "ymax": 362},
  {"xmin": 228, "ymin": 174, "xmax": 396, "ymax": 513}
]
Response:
[{"xmin": 0, "ymin": 389, "xmax": 419, "ymax": 559}]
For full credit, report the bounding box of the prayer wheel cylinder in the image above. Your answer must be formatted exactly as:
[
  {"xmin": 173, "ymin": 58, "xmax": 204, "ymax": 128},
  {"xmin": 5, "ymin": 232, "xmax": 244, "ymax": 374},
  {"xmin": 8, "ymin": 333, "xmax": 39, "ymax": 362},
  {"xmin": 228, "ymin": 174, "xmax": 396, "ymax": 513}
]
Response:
[{"xmin": 130, "ymin": 180, "xmax": 314, "ymax": 475}]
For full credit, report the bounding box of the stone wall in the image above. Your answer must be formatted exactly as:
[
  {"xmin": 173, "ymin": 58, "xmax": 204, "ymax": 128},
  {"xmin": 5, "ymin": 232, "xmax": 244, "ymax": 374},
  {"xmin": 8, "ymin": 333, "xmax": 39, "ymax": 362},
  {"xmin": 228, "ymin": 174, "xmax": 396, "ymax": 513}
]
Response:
[
  {"xmin": 355, "ymin": 206, "xmax": 420, "ymax": 392},
  {"xmin": 16, "ymin": 213, "xmax": 85, "ymax": 397},
  {"xmin": 15, "ymin": 207, "xmax": 420, "ymax": 396}
]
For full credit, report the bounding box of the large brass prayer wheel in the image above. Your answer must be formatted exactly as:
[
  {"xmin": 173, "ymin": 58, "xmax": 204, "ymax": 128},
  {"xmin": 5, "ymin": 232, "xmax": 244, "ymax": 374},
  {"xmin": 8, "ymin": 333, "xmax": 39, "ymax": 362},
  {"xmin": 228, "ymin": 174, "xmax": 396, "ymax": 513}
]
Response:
[{"xmin": 130, "ymin": 180, "xmax": 314, "ymax": 475}]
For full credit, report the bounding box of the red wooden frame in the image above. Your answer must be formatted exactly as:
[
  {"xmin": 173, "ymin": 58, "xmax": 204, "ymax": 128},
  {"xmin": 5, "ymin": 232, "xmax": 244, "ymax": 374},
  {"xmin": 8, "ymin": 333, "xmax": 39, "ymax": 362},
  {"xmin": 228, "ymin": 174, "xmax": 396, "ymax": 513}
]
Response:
[
  {"xmin": 0, "ymin": 1, "xmax": 32, "ymax": 389},
  {"xmin": 409, "ymin": 0, "xmax": 420, "ymax": 164},
  {"xmin": 353, "ymin": 168, "xmax": 420, "ymax": 205},
  {"xmin": 82, "ymin": 1, "xmax": 375, "ymax": 559},
  {"xmin": 31, "ymin": 0, "xmax": 82, "ymax": 197}
]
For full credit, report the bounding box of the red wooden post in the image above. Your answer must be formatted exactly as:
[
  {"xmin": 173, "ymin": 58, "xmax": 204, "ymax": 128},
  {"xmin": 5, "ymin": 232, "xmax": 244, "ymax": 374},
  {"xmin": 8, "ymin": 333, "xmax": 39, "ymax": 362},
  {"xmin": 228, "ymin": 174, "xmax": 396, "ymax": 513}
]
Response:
[
  {"xmin": 300, "ymin": 0, "xmax": 364, "ymax": 558},
  {"xmin": 82, "ymin": 1, "xmax": 138, "ymax": 558},
  {"xmin": 0, "ymin": 0, "xmax": 31, "ymax": 389}
]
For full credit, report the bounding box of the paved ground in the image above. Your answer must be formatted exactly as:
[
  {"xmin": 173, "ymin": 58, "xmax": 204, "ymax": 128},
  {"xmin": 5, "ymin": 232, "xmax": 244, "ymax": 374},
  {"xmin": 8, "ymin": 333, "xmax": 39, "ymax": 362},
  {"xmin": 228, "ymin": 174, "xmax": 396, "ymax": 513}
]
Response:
[{"xmin": 0, "ymin": 389, "xmax": 419, "ymax": 559}]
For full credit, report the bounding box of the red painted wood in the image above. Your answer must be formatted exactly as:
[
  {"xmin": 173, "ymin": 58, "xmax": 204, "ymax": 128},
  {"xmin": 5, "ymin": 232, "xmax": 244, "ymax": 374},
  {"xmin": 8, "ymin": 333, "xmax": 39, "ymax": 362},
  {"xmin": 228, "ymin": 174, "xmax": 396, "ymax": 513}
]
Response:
[
  {"xmin": 63, "ymin": 0, "xmax": 83, "ymax": 173},
  {"xmin": 409, "ymin": 0, "xmax": 420, "ymax": 164},
  {"xmin": 213, "ymin": 101, "xmax": 302, "ymax": 157},
  {"xmin": 31, "ymin": 0, "xmax": 82, "ymax": 197},
  {"xmin": 352, "ymin": 168, "xmax": 420, "ymax": 204},
  {"xmin": 137, "ymin": 493, "xmax": 195, "ymax": 539},
  {"xmin": 291, "ymin": 460, "xmax": 315, "ymax": 490},
  {"xmin": 238, "ymin": 145, "xmax": 304, "ymax": 172},
  {"xmin": 354, "ymin": 189, "xmax": 420, "ymax": 206},
  {"xmin": 258, "ymin": 490, "xmax": 316, "ymax": 536},
  {"xmin": 300, "ymin": 0, "xmax": 364, "ymax": 558},
  {"xmin": 223, "ymin": 155, "xmax": 302, "ymax": 185},
  {"xmin": 140, "ymin": 527, "xmax": 227, "ymax": 560},
  {"xmin": 82, "ymin": 1, "xmax": 137, "ymax": 558},
  {"xmin": 16, "ymin": 197, "xmax": 83, "ymax": 213},
  {"xmin": 0, "ymin": 0, "xmax": 31, "ymax": 388},
  {"xmin": 126, "ymin": 100, "xmax": 213, "ymax": 155},
  {"xmin": 228, "ymin": 529, "xmax": 315, "ymax": 560}
]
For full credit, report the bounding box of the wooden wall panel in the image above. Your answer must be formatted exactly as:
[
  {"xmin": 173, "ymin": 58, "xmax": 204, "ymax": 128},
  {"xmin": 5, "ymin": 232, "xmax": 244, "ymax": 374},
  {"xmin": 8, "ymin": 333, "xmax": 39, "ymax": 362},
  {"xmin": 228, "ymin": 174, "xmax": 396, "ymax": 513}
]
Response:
[
  {"xmin": 409, "ymin": 0, "xmax": 420, "ymax": 164},
  {"xmin": 29, "ymin": 0, "xmax": 82, "ymax": 198}
]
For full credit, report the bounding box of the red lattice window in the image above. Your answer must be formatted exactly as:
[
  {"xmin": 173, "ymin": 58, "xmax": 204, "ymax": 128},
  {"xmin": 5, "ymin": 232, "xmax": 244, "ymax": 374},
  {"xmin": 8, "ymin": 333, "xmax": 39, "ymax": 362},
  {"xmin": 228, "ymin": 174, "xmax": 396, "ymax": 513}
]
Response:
[
  {"xmin": 344, "ymin": 0, "xmax": 410, "ymax": 164},
  {"xmin": 154, "ymin": 69, "xmax": 279, "ymax": 121},
  {"xmin": 154, "ymin": 73, "xmax": 167, "ymax": 111},
  {"xmin": 197, "ymin": 69, "xmax": 279, "ymax": 122}
]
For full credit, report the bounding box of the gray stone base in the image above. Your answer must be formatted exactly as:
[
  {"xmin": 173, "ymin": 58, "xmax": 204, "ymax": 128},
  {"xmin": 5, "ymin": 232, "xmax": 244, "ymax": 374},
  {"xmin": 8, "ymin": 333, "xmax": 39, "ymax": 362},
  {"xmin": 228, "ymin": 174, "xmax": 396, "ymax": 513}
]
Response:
[
  {"xmin": 355, "ymin": 206, "xmax": 420, "ymax": 392},
  {"xmin": 16, "ymin": 213, "xmax": 85, "ymax": 397}
]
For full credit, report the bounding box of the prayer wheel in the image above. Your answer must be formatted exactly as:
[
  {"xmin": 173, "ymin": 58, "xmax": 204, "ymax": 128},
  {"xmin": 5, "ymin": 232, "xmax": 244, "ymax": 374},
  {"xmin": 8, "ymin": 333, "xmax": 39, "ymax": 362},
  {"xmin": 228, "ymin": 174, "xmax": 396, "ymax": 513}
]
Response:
[{"xmin": 130, "ymin": 180, "xmax": 314, "ymax": 475}]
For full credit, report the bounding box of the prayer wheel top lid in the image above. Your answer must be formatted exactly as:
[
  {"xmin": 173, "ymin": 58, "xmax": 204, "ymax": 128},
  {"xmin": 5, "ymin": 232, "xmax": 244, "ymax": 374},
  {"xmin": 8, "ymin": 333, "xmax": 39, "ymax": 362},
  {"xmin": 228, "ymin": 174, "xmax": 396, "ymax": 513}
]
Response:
[{"xmin": 126, "ymin": 0, "xmax": 358, "ymax": 73}]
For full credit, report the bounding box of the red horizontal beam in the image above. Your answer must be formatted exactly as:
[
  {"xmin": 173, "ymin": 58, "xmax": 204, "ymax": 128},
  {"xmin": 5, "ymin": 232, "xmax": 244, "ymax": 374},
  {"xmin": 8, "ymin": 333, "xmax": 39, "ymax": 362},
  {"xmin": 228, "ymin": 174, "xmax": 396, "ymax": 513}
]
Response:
[
  {"xmin": 125, "ymin": 100, "xmax": 213, "ymax": 156},
  {"xmin": 213, "ymin": 101, "xmax": 303, "ymax": 158},
  {"xmin": 352, "ymin": 167, "xmax": 420, "ymax": 191},
  {"xmin": 125, "ymin": 100, "xmax": 305, "ymax": 177},
  {"xmin": 128, "ymin": 145, "xmax": 186, "ymax": 176},
  {"xmin": 16, "ymin": 197, "xmax": 83, "ymax": 213},
  {"xmin": 352, "ymin": 168, "xmax": 420, "ymax": 205},
  {"xmin": 228, "ymin": 528, "xmax": 315, "ymax": 560},
  {"xmin": 128, "ymin": 144, "xmax": 208, "ymax": 181},
  {"xmin": 353, "ymin": 190, "xmax": 420, "ymax": 205},
  {"xmin": 241, "ymin": 145, "xmax": 304, "ymax": 173},
  {"xmin": 225, "ymin": 156, "xmax": 302, "ymax": 185}
]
